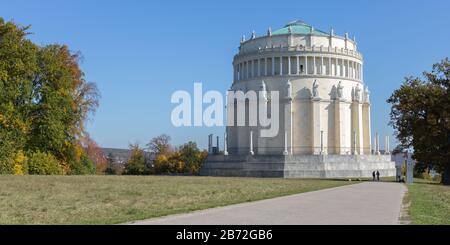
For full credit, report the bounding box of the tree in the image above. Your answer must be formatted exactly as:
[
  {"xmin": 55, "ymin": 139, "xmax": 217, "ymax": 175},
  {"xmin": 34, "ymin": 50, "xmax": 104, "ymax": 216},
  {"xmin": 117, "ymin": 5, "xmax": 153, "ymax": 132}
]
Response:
[
  {"xmin": 179, "ymin": 141, "xmax": 206, "ymax": 174},
  {"xmin": 387, "ymin": 58, "xmax": 450, "ymax": 185},
  {"xmin": 147, "ymin": 134, "xmax": 172, "ymax": 156},
  {"xmin": 152, "ymin": 141, "xmax": 208, "ymax": 175},
  {"xmin": 0, "ymin": 18, "xmax": 38, "ymax": 173},
  {"xmin": 28, "ymin": 44, "xmax": 99, "ymax": 168},
  {"xmin": 0, "ymin": 18, "xmax": 100, "ymax": 174},
  {"xmin": 124, "ymin": 143, "xmax": 148, "ymax": 175},
  {"xmin": 83, "ymin": 136, "xmax": 107, "ymax": 174}
]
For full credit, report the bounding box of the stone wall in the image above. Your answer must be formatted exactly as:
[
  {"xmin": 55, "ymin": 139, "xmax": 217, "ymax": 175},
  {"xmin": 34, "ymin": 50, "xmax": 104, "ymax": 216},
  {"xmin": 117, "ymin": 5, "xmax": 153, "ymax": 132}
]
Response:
[{"xmin": 200, "ymin": 154, "xmax": 396, "ymax": 178}]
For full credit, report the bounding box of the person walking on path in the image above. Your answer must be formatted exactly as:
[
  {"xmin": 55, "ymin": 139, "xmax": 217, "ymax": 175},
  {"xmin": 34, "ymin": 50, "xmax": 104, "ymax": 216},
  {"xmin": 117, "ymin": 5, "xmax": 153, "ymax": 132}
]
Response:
[
  {"xmin": 376, "ymin": 170, "xmax": 380, "ymax": 181},
  {"xmin": 372, "ymin": 171, "xmax": 376, "ymax": 181}
]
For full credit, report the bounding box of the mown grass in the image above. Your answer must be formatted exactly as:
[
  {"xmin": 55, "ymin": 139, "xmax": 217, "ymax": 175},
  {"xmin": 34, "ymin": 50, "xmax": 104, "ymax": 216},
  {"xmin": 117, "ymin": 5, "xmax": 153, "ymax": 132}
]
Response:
[
  {"xmin": 407, "ymin": 179, "xmax": 450, "ymax": 225},
  {"xmin": 0, "ymin": 175, "xmax": 354, "ymax": 224}
]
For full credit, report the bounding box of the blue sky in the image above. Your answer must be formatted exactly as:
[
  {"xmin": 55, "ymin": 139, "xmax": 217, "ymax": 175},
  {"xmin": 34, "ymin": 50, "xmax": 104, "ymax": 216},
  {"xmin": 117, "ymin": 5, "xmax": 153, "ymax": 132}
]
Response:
[{"xmin": 1, "ymin": 0, "xmax": 449, "ymax": 149}]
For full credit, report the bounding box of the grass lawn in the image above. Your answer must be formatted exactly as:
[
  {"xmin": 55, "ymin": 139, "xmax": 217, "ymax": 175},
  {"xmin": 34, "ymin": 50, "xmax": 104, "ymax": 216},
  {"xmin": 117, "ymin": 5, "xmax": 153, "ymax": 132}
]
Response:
[
  {"xmin": 407, "ymin": 179, "xmax": 450, "ymax": 225},
  {"xmin": 0, "ymin": 175, "xmax": 355, "ymax": 224}
]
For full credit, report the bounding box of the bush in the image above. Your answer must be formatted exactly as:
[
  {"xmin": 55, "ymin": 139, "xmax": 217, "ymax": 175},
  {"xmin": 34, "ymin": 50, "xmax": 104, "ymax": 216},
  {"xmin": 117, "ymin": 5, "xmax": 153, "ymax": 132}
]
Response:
[
  {"xmin": 152, "ymin": 142, "xmax": 208, "ymax": 175},
  {"xmin": 27, "ymin": 151, "xmax": 64, "ymax": 175},
  {"xmin": 124, "ymin": 144, "xmax": 148, "ymax": 175},
  {"xmin": 0, "ymin": 157, "xmax": 15, "ymax": 175},
  {"xmin": 68, "ymin": 154, "xmax": 96, "ymax": 175},
  {"xmin": 13, "ymin": 151, "xmax": 28, "ymax": 175}
]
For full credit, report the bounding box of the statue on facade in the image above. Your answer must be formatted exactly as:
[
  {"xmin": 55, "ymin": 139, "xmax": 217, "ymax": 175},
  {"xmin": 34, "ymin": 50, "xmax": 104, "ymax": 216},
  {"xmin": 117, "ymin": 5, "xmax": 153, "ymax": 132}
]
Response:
[
  {"xmin": 260, "ymin": 80, "xmax": 268, "ymax": 101},
  {"xmin": 312, "ymin": 80, "xmax": 319, "ymax": 98},
  {"xmin": 337, "ymin": 81, "xmax": 344, "ymax": 99},
  {"xmin": 286, "ymin": 80, "xmax": 292, "ymax": 99},
  {"xmin": 355, "ymin": 84, "xmax": 362, "ymax": 102},
  {"xmin": 364, "ymin": 86, "xmax": 370, "ymax": 103}
]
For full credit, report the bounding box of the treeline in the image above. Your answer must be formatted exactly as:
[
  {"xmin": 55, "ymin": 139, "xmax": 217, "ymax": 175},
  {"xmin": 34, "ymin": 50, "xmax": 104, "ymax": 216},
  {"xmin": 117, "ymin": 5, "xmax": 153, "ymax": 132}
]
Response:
[
  {"xmin": 105, "ymin": 134, "xmax": 208, "ymax": 175},
  {"xmin": 0, "ymin": 18, "xmax": 100, "ymax": 175}
]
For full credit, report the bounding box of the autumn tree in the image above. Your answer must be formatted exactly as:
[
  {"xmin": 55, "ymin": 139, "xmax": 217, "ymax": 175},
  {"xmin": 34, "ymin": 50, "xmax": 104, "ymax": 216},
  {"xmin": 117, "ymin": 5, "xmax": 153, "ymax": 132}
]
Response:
[
  {"xmin": 387, "ymin": 58, "xmax": 450, "ymax": 185},
  {"xmin": 0, "ymin": 18, "xmax": 38, "ymax": 173},
  {"xmin": 0, "ymin": 18, "xmax": 99, "ymax": 174},
  {"xmin": 124, "ymin": 143, "xmax": 148, "ymax": 175},
  {"xmin": 83, "ymin": 136, "xmax": 107, "ymax": 174},
  {"xmin": 178, "ymin": 141, "xmax": 207, "ymax": 174},
  {"xmin": 147, "ymin": 134, "xmax": 172, "ymax": 156}
]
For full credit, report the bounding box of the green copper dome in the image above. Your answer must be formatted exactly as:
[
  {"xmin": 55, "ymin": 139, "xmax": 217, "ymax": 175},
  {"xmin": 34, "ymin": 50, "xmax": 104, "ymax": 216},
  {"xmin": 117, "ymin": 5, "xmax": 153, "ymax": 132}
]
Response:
[{"xmin": 272, "ymin": 20, "xmax": 329, "ymax": 36}]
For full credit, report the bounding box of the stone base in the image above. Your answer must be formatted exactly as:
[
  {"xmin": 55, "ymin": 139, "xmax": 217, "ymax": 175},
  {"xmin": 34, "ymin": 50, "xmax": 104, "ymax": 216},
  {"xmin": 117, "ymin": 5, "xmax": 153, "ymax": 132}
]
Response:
[{"xmin": 200, "ymin": 155, "xmax": 396, "ymax": 178}]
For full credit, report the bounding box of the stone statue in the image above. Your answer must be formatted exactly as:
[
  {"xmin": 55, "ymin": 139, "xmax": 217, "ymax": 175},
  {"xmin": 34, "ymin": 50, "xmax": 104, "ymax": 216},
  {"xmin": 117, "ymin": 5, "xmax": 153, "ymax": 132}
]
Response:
[
  {"xmin": 337, "ymin": 81, "xmax": 344, "ymax": 99},
  {"xmin": 355, "ymin": 84, "xmax": 362, "ymax": 102},
  {"xmin": 260, "ymin": 80, "xmax": 268, "ymax": 101},
  {"xmin": 286, "ymin": 80, "xmax": 292, "ymax": 99},
  {"xmin": 364, "ymin": 86, "xmax": 370, "ymax": 103},
  {"xmin": 312, "ymin": 80, "xmax": 319, "ymax": 98},
  {"xmin": 251, "ymin": 31, "xmax": 256, "ymax": 39}
]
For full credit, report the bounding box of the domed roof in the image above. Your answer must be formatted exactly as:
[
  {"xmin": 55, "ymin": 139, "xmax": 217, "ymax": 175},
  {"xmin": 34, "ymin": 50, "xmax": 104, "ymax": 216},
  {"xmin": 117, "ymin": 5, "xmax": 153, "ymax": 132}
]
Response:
[{"xmin": 272, "ymin": 20, "xmax": 329, "ymax": 36}]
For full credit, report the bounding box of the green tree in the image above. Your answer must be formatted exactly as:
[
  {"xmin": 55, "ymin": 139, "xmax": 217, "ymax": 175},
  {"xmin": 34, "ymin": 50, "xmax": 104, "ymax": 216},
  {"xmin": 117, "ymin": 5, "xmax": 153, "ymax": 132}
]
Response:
[
  {"xmin": 28, "ymin": 44, "xmax": 99, "ymax": 168},
  {"xmin": 0, "ymin": 18, "xmax": 38, "ymax": 173},
  {"xmin": 124, "ymin": 144, "xmax": 148, "ymax": 175},
  {"xmin": 0, "ymin": 18, "xmax": 99, "ymax": 175},
  {"xmin": 27, "ymin": 151, "xmax": 64, "ymax": 175},
  {"xmin": 387, "ymin": 58, "xmax": 450, "ymax": 185},
  {"xmin": 179, "ymin": 141, "xmax": 205, "ymax": 174}
]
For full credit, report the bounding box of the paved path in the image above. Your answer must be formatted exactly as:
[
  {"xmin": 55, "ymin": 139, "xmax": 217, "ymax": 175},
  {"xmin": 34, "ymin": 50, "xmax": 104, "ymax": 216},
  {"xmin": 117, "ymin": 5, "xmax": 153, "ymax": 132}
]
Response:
[{"xmin": 130, "ymin": 182, "xmax": 407, "ymax": 225}]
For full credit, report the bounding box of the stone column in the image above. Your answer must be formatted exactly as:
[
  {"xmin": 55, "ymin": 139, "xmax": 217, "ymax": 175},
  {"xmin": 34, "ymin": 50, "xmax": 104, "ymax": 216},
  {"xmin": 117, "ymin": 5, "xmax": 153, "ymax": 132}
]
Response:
[
  {"xmin": 208, "ymin": 134, "xmax": 213, "ymax": 154},
  {"xmin": 329, "ymin": 57, "xmax": 332, "ymax": 76},
  {"xmin": 311, "ymin": 97, "xmax": 321, "ymax": 155},
  {"xmin": 362, "ymin": 101, "xmax": 372, "ymax": 154},
  {"xmin": 320, "ymin": 130, "xmax": 325, "ymax": 155},
  {"xmin": 351, "ymin": 100, "xmax": 364, "ymax": 155},
  {"xmin": 284, "ymin": 81, "xmax": 293, "ymax": 155},
  {"xmin": 224, "ymin": 132, "xmax": 228, "ymax": 155},
  {"xmin": 249, "ymin": 130, "xmax": 254, "ymax": 155},
  {"xmin": 287, "ymin": 56, "xmax": 291, "ymax": 75},
  {"xmin": 352, "ymin": 130, "xmax": 357, "ymax": 155},
  {"xmin": 283, "ymin": 130, "xmax": 289, "ymax": 155},
  {"xmin": 305, "ymin": 56, "xmax": 308, "ymax": 75},
  {"xmin": 272, "ymin": 56, "xmax": 275, "ymax": 76},
  {"xmin": 375, "ymin": 133, "xmax": 380, "ymax": 155},
  {"xmin": 216, "ymin": 136, "xmax": 219, "ymax": 152},
  {"xmin": 279, "ymin": 56, "xmax": 283, "ymax": 76},
  {"xmin": 385, "ymin": 135, "xmax": 390, "ymax": 155},
  {"xmin": 257, "ymin": 59, "xmax": 261, "ymax": 77},
  {"xmin": 296, "ymin": 56, "xmax": 300, "ymax": 75},
  {"xmin": 313, "ymin": 56, "xmax": 316, "ymax": 75},
  {"xmin": 263, "ymin": 58, "xmax": 267, "ymax": 76},
  {"xmin": 334, "ymin": 98, "xmax": 348, "ymax": 154},
  {"xmin": 321, "ymin": 56, "xmax": 324, "ymax": 75}
]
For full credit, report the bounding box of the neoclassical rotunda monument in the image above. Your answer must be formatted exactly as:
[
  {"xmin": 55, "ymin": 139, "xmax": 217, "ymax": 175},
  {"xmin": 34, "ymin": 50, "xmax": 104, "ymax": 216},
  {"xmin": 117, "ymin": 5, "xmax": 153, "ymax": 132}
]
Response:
[{"xmin": 201, "ymin": 20, "xmax": 396, "ymax": 178}]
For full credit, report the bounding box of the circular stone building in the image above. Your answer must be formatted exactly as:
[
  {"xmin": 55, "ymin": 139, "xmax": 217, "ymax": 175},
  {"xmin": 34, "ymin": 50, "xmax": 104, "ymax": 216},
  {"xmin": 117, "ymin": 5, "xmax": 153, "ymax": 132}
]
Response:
[{"xmin": 201, "ymin": 21, "xmax": 396, "ymax": 178}]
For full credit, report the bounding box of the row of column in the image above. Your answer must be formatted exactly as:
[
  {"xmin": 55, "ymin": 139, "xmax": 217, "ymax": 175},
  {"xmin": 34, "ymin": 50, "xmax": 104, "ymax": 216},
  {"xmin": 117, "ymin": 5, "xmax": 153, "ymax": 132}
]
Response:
[
  {"xmin": 224, "ymin": 129, "xmax": 391, "ymax": 156},
  {"xmin": 228, "ymin": 98, "xmax": 372, "ymax": 156},
  {"xmin": 234, "ymin": 56, "xmax": 362, "ymax": 81}
]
